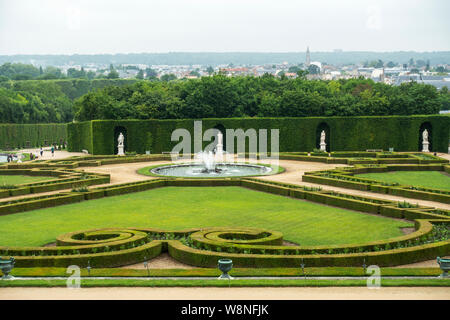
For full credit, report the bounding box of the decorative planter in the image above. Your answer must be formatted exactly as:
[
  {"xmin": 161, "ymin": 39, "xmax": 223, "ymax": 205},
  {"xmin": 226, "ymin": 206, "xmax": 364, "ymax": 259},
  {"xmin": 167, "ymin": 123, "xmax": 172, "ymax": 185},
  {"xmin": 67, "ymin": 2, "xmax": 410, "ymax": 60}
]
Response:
[
  {"xmin": 218, "ymin": 259, "xmax": 233, "ymax": 279},
  {"xmin": 437, "ymin": 257, "xmax": 450, "ymax": 278},
  {"xmin": 0, "ymin": 257, "xmax": 15, "ymax": 280}
]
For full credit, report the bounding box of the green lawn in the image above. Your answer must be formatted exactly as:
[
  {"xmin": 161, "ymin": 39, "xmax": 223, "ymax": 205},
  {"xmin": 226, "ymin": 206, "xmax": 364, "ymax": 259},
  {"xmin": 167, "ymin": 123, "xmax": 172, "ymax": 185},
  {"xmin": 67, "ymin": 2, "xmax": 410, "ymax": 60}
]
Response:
[
  {"xmin": 357, "ymin": 171, "xmax": 450, "ymax": 190},
  {"xmin": 0, "ymin": 187, "xmax": 411, "ymax": 247},
  {"xmin": 0, "ymin": 175, "xmax": 54, "ymax": 185}
]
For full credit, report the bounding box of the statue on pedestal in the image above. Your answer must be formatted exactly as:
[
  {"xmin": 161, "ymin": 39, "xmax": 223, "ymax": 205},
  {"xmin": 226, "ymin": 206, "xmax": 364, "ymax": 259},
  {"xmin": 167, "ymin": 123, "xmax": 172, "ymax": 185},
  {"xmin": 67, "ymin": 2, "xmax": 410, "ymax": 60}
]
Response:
[
  {"xmin": 117, "ymin": 132, "xmax": 125, "ymax": 156},
  {"xmin": 422, "ymin": 129, "xmax": 429, "ymax": 152},
  {"xmin": 320, "ymin": 130, "xmax": 327, "ymax": 152}
]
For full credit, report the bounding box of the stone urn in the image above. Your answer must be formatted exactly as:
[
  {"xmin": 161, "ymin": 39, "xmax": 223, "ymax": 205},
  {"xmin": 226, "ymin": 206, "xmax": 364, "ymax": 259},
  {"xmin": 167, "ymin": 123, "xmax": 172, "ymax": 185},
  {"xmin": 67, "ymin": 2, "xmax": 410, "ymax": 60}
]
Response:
[
  {"xmin": 218, "ymin": 259, "xmax": 233, "ymax": 279},
  {"xmin": 0, "ymin": 257, "xmax": 15, "ymax": 280},
  {"xmin": 437, "ymin": 257, "xmax": 450, "ymax": 278}
]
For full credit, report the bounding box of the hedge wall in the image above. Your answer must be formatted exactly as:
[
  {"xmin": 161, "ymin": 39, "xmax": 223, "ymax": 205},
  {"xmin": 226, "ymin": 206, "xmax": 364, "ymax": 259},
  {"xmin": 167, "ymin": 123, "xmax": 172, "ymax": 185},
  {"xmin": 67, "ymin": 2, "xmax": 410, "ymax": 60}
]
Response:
[
  {"xmin": 0, "ymin": 123, "xmax": 67, "ymax": 150},
  {"xmin": 67, "ymin": 115, "xmax": 450, "ymax": 155}
]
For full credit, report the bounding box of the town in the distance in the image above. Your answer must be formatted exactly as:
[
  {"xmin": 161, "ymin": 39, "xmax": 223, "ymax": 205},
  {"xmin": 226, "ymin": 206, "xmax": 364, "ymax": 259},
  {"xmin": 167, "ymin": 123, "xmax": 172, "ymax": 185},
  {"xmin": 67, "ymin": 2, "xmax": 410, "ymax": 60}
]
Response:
[{"xmin": 1, "ymin": 48, "xmax": 448, "ymax": 90}]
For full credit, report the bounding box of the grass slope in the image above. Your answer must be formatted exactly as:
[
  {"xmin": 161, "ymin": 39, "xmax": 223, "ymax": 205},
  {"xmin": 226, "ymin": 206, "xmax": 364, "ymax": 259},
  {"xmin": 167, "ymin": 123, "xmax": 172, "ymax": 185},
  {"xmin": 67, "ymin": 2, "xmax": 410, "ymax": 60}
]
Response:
[
  {"xmin": 0, "ymin": 187, "xmax": 411, "ymax": 247},
  {"xmin": 357, "ymin": 171, "xmax": 450, "ymax": 191}
]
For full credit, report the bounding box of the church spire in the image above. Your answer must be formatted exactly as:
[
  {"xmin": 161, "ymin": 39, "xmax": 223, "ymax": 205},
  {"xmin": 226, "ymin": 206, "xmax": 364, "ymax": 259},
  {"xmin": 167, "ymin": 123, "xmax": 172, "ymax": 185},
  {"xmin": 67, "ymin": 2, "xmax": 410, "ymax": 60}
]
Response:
[{"xmin": 305, "ymin": 46, "xmax": 311, "ymax": 67}]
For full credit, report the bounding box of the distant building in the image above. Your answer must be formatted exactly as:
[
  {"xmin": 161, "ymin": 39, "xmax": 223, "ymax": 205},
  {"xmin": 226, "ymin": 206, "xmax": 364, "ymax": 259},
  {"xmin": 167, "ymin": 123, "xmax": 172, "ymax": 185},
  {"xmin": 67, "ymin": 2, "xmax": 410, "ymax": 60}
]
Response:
[
  {"xmin": 305, "ymin": 46, "xmax": 311, "ymax": 67},
  {"xmin": 394, "ymin": 74, "xmax": 449, "ymax": 89}
]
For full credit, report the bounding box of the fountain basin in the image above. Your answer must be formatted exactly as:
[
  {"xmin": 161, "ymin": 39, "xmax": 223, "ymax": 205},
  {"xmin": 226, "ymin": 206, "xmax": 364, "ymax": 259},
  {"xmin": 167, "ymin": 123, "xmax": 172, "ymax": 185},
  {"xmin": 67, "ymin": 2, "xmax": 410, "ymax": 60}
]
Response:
[{"xmin": 149, "ymin": 163, "xmax": 274, "ymax": 178}]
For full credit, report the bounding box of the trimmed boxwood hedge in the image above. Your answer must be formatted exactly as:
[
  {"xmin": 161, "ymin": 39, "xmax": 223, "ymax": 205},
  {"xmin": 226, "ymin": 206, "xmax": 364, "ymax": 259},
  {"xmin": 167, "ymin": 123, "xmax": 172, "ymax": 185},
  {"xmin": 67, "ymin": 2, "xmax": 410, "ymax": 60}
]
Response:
[
  {"xmin": 67, "ymin": 115, "xmax": 450, "ymax": 154},
  {"xmin": 0, "ymin": 168, "xmax": 110, "ymax": 198},
  {"xmin": 2, "ymin": 221, "xmax": 448, "ymax": 268},
  {"xmin": 303, "ymin": 164, "xmax": 450, "ymax": 204}
]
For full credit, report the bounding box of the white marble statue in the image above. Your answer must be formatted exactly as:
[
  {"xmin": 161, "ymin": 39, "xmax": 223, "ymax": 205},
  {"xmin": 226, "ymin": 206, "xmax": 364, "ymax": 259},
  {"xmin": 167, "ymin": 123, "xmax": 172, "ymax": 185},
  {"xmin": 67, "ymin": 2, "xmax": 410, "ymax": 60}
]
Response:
[
  {"xmin": 117, "ymin": 132, "xmax": 125, "ymax": 156},
  {"xmin": 422, "ymin": 129, "xmax": 429, "ymax": 152},
  {"xmin": 422, "ymin": 129, "xmax": 428, "ymax": 143},
  {"xmin": 319, "ymin": 130, "xmax": 327, "ymax": 152}
]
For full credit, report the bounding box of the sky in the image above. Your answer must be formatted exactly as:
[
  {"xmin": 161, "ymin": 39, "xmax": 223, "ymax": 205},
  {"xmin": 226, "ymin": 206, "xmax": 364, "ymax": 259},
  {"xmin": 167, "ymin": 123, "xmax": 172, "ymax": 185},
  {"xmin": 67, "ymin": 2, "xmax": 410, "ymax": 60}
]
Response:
[{"xmin": 0, "ymin": 0, "xmax": 449, "ymax": 55}]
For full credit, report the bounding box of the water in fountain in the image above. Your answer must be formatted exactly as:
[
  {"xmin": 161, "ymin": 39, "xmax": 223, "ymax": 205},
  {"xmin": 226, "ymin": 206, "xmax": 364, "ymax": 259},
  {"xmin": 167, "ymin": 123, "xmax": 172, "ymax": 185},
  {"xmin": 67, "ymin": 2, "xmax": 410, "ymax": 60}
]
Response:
[
  {"xmin": 195, "ymin": 151, "xmax": 221, "ymax": 173},
  {"xmin": 151, "ymin": 131, "xmax": 273, "ymax": 177}
]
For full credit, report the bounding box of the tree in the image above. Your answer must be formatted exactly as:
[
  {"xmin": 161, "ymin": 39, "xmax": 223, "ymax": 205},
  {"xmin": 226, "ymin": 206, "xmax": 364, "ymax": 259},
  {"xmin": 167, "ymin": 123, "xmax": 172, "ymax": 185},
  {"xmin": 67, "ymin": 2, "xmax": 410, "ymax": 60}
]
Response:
[
  {"xmin": 307, "ymin": 64, "xmax": 320, "ymax": 75},
  {"xmin": 369, "ymin": 59, "xmax": 383, "ymax": 68},
  {"xmin": 67, "ymin": 68, "xmax": 87, "ymax": 78},
  {"xmin": 136, "ymin": 70, "xmax": 144, "ymax": 80},
  {"xmin": 206, "ymin": 66, "xmax": 214, "ymax": 75},
  {"xmin": 106, "ymin": 67, "xmax": 119, "ymax": 79},
  {"xmin": 160, "ymin": 74, "xmax": 177, "ymax": 81},
  {"xmin": 288, "ymin": 66, "xmax": 301, "ymax": 73},
  {"xmin": 438, "ymin": 86, "xmax": 450, "ymax": 111},
  {"xmin": 296, "ymin": 70, "xmax": 309, "ymax": 79},
  {"xmin": 145, "ymin": 68, "xmax": 158, "ymax": 79},
  {"xmin": 189, "ymin": 70, "xmax": 201, "ymax": 77},
  {"xmin": 416, "ymin": 59, "xmax": 426, "ymax": 68},
  {"xmin": 86, "ymin": 71, "xmax": 96, "ymax": 80},
  {"xmin": 386, "ymin": 61, "xmax": 396, "ymax": 68}
]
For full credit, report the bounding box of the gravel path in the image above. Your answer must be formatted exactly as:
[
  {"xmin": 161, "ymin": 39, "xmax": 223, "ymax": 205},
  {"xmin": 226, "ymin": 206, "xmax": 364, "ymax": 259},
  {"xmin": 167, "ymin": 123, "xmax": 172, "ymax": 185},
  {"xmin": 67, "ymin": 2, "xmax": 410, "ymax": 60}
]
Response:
[{"xmin": 1, "ymin": 286, "xmax": 449, "ymax": 300}]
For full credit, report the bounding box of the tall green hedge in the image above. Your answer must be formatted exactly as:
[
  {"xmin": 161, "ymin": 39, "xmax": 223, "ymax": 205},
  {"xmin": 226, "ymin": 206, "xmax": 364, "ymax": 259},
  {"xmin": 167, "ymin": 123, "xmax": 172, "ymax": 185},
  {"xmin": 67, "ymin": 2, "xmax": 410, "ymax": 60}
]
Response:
[
  {"xmin": 67, "ymin": 115, "xmax": 450, "ymax": 155},
  {"xmin": 67, "ymin": 121, "xmax": 92, "ymax": 153},
  {"xmin": 0, "ymin": 124, "xmax": 67, "ymax": 149}
]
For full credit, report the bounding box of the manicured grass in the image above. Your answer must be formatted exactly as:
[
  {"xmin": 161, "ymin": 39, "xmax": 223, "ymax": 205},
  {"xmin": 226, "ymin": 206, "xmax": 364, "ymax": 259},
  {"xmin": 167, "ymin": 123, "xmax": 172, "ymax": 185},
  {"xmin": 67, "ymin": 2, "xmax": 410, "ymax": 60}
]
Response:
[
  {"xmin": 10, "ymin": 267, "xmax": 443, "ymax": 278},
  {"xmin": 0, "ymin": 175, "xmax": 54, "ymax": 185},
  {"xmin": 357, "ymin": 171, "xmax": 450, "ymax": 191},
  {"xmin": 0, "ymin": 187, "xmax": 411, "ymax": 247},
  {"xmin": 1, "ymin": 278, "xmax": 449, "ymax": 288}
]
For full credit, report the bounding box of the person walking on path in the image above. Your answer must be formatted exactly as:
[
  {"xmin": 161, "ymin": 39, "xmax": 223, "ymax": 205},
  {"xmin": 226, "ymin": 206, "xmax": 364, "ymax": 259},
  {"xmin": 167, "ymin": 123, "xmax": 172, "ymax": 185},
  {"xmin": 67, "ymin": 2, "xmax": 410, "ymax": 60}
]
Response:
[
  {"xmin": 51, "ymin": 145, "xmax": 55, "ymax": 157},
  {"xmin": 40, "ymin": 147, "xmax": 43, "ymax": 157}
]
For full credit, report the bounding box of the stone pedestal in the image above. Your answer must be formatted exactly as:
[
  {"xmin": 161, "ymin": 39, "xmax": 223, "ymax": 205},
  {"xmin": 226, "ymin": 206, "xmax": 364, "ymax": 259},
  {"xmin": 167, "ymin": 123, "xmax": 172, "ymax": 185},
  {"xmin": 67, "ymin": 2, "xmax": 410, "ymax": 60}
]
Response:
[
  {"xmin": 422, "ymin": 142, "xmax": 429, "ymax": 153},
  {"xmin": 117, "ymin": 145, "xmax": 125, "ymax": 156},
  {"xmin": 320, "ymin": 142, "xmax": 327, "ymax": 152}
]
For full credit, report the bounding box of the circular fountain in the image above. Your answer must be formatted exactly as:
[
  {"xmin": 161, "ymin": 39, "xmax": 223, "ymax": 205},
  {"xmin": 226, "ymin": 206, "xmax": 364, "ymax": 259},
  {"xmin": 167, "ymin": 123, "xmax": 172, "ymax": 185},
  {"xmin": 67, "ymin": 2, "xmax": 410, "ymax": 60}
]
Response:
[
  {"xmin": 149, "ymin": 132, "xmax": 275, "ymax": 178},
  {"xmin": 151, "ymin": 161, "xmax": 272, "ymax": 178}
]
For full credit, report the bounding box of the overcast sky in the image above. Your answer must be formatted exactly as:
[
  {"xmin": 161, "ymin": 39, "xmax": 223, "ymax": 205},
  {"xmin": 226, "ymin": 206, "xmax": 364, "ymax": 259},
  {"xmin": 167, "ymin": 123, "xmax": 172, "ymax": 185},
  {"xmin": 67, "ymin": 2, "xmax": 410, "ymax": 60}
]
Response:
[{"xmin": 0, "ymin": 0, "xmax": 449, "ymax": 55}]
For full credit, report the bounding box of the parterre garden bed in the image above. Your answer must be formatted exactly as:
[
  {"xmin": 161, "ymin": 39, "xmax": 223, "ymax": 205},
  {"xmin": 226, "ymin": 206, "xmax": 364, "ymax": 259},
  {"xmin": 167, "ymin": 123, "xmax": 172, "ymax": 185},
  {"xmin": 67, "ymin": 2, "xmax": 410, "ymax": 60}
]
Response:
[
  {"xmin": 302, "ymin": 163, "xmax": 450, "ymax": 204},
  {"xmin": 0, "ymin": 154, "xmax": 449, "ymax": 272},
  {"xmin": 356, "ymin": 171, "xmax": 450, "ymax": 191}
]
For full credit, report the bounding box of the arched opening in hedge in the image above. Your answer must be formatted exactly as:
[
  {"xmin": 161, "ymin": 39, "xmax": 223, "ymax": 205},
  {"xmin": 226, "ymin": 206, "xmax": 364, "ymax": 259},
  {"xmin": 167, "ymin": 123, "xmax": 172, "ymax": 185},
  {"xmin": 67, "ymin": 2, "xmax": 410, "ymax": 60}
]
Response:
[
  {"xmin": 114, "ymin": 126, "xmax": 127, "ymax": 155},
  {"xmin": 213, "ymin": 123, "xmax": 226, "ymax": 152},
  {"xmin": 418, "ymin": 122, "xmax": 432, "ymax": 152},
  {"xmin": 316, "ymin": 122, "xmax": 330, "ymax": 152}
]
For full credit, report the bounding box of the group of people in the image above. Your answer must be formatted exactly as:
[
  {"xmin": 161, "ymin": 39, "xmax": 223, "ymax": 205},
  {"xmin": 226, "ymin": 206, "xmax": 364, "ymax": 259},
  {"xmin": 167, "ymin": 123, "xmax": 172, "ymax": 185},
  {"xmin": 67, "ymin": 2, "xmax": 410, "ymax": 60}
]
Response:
[
  {"xmin": 5, "ymin": 154, "xmax": 15, "ymax": 162},
  {"xmin": 34, "ymin": 146, "xmax": 55, "ymax": 159},
  {"xmin": 4, "ymin": 145, "xmax": 57, "ymax": 163}
]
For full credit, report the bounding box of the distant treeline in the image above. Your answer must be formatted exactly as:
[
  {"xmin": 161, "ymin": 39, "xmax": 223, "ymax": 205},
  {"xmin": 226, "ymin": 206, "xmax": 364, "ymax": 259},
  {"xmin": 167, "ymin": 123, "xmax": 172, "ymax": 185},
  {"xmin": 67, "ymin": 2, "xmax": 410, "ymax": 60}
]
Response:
[
  {"xmin": 1, "ymin": 52, "xmax": 450, "ymax": 66},
  {"xmin": 0, "ymin": 79, "xmax": 136, "ymax": 123},
  {"xmin": 73, "ymin": 75, "xmax": 450, "ymax": 121},
  {"xmin": 1, "ymin": 75, "xmax": 449, "ymax": 124}
]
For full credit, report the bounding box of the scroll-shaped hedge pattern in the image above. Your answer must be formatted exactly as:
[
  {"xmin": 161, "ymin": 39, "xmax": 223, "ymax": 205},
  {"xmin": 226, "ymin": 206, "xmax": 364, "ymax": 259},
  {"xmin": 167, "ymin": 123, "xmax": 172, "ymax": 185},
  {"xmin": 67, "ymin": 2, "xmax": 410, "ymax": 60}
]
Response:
[{"xmin": 0, "ymin": 222, "xmax": 448, "ymax": 268}]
